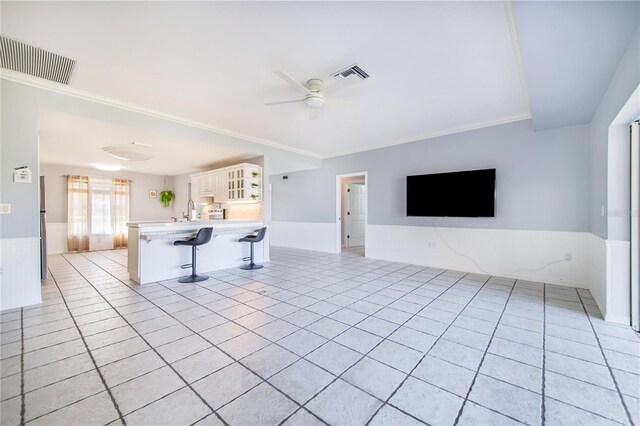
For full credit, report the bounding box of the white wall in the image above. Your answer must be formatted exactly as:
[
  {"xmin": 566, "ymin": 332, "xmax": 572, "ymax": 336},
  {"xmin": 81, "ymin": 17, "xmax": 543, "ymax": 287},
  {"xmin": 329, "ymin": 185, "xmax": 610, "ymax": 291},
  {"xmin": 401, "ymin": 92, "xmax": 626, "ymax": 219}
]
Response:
[
  {"xmin": 270, "ymin": 222, "xmax": 336, "ymax": 253},
  {"xmin": 1, "ymin": 80, "xmax": 41, "ymax": 310}
]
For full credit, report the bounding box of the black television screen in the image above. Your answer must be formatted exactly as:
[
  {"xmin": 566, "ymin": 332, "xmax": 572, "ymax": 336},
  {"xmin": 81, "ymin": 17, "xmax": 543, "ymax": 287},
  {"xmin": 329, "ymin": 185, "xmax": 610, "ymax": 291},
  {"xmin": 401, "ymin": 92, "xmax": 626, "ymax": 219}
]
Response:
[{"xmin": 406, "ymin": 169, "xmax": 496, "ymax": 217}]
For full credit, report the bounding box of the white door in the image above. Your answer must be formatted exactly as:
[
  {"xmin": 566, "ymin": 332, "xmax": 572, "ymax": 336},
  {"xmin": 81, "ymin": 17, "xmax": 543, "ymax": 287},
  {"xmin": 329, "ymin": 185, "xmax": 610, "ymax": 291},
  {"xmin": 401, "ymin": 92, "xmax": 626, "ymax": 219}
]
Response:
[{"xmin": 347, "ymin": 183, "xmax": 366, "ymax": 247}]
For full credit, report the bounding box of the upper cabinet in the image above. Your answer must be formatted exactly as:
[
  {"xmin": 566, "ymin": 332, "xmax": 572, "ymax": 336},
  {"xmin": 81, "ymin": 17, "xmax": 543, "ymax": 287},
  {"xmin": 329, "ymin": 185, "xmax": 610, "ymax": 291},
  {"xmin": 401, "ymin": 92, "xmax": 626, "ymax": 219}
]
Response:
[
  {"xmin": 191, "ymin": 163, "xmax": 262, "ymax": 203},
  {"xmin": 227, "ymin": 164, "xmax": 261, "ymax": 201}
]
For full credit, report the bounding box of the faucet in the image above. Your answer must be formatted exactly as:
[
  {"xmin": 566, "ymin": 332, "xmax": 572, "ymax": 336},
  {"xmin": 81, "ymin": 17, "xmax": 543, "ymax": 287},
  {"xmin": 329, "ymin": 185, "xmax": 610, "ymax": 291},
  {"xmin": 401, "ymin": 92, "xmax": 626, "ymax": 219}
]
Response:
[{"xmin": 186, "ymin": 199, "xmax": 195, "ymax": 220}]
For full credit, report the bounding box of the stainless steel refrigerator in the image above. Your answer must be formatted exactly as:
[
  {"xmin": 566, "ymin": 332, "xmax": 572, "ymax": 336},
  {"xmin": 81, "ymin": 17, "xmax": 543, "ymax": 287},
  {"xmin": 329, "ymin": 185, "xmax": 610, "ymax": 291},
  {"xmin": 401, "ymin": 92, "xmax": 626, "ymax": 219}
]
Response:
[{"xmin": 40, "ymin": 176, "xmax": 48, "ymax": 279}]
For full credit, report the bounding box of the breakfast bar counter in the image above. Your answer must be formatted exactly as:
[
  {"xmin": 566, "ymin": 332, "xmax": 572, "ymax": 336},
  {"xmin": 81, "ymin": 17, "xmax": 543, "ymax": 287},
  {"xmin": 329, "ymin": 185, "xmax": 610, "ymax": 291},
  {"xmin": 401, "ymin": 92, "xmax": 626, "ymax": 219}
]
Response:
[{"xmin": 127, "ymin": 220, "xmax": 267, "ymax": 284}]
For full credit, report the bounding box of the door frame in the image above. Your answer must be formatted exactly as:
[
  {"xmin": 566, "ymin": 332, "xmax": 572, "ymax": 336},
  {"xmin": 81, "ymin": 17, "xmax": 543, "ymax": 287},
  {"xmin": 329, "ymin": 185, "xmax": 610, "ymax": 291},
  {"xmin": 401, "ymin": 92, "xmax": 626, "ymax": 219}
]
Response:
[
  {"xmin": 335, "ymin": 172, "xmax": 367, "ymax": 254},
  {"xmin": 631, "ymin": 120, "xmax": 639, "ymax": 330}
]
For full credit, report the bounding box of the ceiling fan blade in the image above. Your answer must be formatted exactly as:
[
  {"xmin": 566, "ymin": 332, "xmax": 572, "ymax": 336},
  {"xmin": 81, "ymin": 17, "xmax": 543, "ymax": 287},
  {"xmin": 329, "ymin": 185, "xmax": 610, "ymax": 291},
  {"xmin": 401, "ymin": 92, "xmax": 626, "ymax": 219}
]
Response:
[
  {"xmin": 309, "ymin": 109, "xmax": 319, "ymax": 120},
  {"xmin": 264, "ymin": 98, "xmax": 306, "ymax": 106},
  {"xmin": 325, "ymin": 97, "xmax": 361, "ymax": 109},
  {"xmin": 323, "ymin": 75, "xmax": 359, "ymax": 95},
  {"xmin": 274, "ymin": 71, "xmax": 311, "ymax": 94}
]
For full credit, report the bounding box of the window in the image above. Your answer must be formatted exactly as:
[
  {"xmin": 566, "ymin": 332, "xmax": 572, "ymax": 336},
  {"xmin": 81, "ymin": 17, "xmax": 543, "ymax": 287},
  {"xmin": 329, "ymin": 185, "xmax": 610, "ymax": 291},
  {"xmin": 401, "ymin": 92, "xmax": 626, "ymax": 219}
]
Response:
[
  {"xmin": 67, "ymin": 176, "xmax": 130, "ymax": 252},
  {"xmin": 91, "ymin": 179, "xmax": 113, "ymax": 235}
]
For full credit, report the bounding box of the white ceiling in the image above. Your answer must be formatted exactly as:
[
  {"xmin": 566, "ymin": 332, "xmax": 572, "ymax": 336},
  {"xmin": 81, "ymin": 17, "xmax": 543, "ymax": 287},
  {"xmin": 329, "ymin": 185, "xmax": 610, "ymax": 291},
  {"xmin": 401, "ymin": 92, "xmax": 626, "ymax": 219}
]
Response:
[
  {"xmin": 513, "ymin": 1, "xmax": 639, "ymax": 130},
  {"xmin": 3, "ymin": 1, "xmax": 530, "ymax": 158},
  {"xmin": 38, "ymin": 109, "xmax": 252, "ymax": 176}
]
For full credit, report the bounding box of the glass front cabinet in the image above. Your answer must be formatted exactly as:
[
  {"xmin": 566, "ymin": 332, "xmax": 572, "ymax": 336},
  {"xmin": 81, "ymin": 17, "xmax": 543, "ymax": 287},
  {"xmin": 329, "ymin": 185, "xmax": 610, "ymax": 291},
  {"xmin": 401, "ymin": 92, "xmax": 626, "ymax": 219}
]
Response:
[{"xmin": 227, "ymin": 165, "xmax": 261, "ymax": 201}]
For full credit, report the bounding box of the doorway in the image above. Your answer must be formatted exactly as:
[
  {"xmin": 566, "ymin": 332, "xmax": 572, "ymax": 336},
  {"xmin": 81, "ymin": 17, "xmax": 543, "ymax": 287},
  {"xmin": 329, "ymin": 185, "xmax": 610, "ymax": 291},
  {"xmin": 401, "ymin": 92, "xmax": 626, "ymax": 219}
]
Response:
[{"xmin": 335, "ymin": 172, "xmax": 367, "ymax": 255}]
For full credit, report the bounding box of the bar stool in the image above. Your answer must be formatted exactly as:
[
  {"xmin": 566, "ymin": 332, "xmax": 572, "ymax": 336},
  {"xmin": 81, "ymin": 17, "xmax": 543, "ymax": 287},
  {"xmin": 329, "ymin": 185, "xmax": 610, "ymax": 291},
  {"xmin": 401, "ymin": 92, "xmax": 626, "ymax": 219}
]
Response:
[
  {"xmin": 239, "ymin": 227, "xmax": 267, "ymax": 270},
  {"xmin": 173, "ymin": 227, "xmax": 213, "ymax": 283}
]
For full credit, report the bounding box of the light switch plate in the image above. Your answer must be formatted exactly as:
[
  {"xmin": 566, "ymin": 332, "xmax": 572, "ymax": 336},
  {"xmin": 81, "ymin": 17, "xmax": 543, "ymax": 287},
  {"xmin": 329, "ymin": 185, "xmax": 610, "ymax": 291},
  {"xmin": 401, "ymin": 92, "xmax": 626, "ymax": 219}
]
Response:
[{"xmin": 0, "ymin": 204, "xmax": 11, "ymax": 214}]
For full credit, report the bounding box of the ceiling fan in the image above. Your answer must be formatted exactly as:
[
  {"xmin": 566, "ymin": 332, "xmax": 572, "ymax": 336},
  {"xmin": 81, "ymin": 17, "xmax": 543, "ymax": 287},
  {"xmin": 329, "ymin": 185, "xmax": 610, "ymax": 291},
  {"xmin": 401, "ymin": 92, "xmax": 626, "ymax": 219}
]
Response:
[{"xmin": 265, "ymin": 71, "xmax": 361, "ymax": 120}]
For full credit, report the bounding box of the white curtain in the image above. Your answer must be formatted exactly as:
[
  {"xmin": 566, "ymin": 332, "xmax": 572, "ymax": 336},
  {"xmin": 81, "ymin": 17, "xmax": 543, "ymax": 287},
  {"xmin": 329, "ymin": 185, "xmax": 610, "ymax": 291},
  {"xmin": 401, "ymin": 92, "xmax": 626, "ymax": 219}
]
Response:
[
  {"xmin": 67, "ymin": 176, "xmax": 91, "ymax": 252},
  {"xmin": 111, "ymin": 178, "xmax": 130, "ymax": 249}
]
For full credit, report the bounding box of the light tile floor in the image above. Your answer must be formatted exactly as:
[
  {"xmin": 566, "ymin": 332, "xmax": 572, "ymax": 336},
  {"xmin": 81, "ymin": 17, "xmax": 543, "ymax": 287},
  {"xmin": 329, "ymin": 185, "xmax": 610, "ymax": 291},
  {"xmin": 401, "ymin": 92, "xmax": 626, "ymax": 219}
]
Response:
[{"xmin": 1, "ymin": 247, "xmax": 639, "ymax": 426}]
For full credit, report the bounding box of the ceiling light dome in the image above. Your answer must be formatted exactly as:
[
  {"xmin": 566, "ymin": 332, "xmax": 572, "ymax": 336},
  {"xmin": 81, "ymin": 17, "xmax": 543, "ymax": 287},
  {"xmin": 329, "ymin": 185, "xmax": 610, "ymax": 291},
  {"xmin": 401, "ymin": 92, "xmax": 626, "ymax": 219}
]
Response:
[
  {"xmin": 103, "ymin": 146, "xmax": 154, "ymax": 161},
  {"xmin": 305, "ymin": 94, "xmax": 325, "ymax": 109}
]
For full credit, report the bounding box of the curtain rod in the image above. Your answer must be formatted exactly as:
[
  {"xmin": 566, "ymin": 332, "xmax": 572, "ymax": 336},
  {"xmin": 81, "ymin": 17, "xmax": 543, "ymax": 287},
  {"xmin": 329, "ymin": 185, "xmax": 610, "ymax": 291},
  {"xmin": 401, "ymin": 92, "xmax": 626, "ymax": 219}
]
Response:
[{"xmin": 61, "ymin": 175, "xmax": 133, "ymax": 182}]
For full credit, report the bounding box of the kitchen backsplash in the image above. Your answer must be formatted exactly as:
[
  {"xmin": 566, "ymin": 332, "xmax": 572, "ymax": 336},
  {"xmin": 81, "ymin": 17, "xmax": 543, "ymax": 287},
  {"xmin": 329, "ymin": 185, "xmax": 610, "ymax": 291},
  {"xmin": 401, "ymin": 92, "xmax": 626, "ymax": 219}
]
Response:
[
  {"xmin": 227, "ymin": 203, "xmax": 262, "ymax": 220},
  {"xmin": 200, "ymin": 202, "xmax": 262, "ymax": 220}
]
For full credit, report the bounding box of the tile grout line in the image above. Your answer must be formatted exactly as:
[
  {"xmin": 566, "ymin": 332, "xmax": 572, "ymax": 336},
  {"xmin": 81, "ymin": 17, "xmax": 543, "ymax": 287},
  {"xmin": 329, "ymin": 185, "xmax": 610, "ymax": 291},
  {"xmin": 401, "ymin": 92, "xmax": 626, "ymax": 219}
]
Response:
[
  {"xmin": 363, "ymin": 274, "xmax": 497, "ymax": 426},
  {"xmin": 200, "ymin": 267, "xmax": 502, "ymax": 420},
  {"xmin": 80, "ymin": 251, "xmax": 365, "ymax": 426},
  {"xmin": 7, "ymin": 274, "xmax": 620, "ymax": 398},
  {"xmin": 80, "ymin": 251, "xmax": 392, "ymax": 425},
  {"xmin": 21, "ymin": 249, "xmax": 631, "ymax": 426},
  {"xmin": 89, "ymin": 248, "xmax": 453, "ymax": 426},
  {"xmin": 575, "ymin": 289, "xmax": 634, "ymax": 426},
  {"xmin": 451, "ymin": 279, "xmax": 518, "ymax": 426},
  {"xmin": 274, "ymin": 266, "xmax": 462, "ymax": 426},
  {"xmin": 7, "ymin": 266, "xmax": 456, "ymax": 402},
  {"xmin": 47, "ymin": 268, "xmax": 126, "ymax": 426},
  {"xmin": 58, "ymin": 254, "xmax": 231, "ymax": 426}
]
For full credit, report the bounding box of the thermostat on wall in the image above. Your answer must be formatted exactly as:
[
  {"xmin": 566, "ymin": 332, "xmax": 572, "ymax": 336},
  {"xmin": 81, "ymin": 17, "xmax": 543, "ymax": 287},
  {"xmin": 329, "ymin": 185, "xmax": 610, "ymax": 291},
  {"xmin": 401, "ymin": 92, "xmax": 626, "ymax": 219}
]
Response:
[{"xmin": 13, "ymin": 166, "xmax": 32, "ymax": 183}]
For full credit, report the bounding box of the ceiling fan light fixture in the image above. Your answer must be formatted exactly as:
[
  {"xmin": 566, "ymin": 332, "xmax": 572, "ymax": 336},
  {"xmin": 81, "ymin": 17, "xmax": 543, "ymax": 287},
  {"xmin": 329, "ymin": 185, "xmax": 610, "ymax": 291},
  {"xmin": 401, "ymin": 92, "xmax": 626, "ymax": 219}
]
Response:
[
  {"xmin": 305, "ymin": 95, "xmax": 325, "ymax": 109},
  {"xmin": 102, "ymin": 146, "xmax": 155, "ymax": 161}
]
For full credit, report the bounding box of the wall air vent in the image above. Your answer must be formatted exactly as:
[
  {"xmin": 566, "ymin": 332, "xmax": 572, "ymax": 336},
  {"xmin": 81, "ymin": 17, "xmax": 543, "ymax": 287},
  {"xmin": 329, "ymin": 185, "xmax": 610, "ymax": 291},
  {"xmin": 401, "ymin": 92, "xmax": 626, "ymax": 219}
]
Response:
[
  {"xmin": 0, "ymin": 36, "xmax": 76, "ymax": 85},
  {"xmin": 331, "ymin": 64, "xmax": 370, "ymax": 81}
]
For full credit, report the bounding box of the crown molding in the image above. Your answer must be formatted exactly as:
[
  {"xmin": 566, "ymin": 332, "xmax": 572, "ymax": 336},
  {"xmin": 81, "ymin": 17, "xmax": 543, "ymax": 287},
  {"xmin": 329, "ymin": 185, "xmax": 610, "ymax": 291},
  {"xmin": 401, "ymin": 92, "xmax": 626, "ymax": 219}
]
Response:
[
  {"xmin": 323, "ymin": 114, "xmax": 531, "ymax": 159},
  {"xmin": 0, "ymin": 69, "xmax": 323, "ymax": 159},
  {"xmin": 2, "ymin": 64, "xmax": 532, "ymax": 162}
]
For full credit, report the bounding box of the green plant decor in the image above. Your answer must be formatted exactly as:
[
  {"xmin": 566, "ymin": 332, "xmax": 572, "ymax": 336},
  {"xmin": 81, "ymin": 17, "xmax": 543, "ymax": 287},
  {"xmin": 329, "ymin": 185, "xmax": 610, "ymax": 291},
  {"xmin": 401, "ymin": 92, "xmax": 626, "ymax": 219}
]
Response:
[
  {"xmin": 251, "ymin": 171, "xmax": 259, "ymax": 177},
  {"xmin": 160, "ymin": 190, "xmax": 174, "ymax": 208},
  {"xmin": 251, "ymin": 183, "xmax": 259, "ymax": 188},
  {"xmin": 250, "ymin": 193, "xmax": 259, "ymax": 200}
]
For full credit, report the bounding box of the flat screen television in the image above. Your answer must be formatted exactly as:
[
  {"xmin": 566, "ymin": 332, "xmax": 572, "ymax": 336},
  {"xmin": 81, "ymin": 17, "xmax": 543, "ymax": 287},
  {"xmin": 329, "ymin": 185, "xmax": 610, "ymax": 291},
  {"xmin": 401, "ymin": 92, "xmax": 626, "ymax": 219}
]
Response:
[{"xmin": 406, "ymin": 168, "xmax": 496, "ymax": 217}]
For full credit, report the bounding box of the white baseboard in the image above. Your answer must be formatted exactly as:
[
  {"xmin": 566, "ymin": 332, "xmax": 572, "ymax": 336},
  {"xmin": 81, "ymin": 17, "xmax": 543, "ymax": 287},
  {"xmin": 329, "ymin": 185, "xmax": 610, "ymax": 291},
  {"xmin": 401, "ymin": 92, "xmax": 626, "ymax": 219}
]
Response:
[
  {"xmin": 605, "ymin": 239, "xmax": 630, "ymax": 324},
  {"xmin": 367, "ymin": 225, "xmax": 593, "ymax": 288},
  {"xmin": 47, "ymin": 222, "xmax": 68, "ymax": 254},
  {"xmin": 270, "ymin": 221, "xmax": 336, "ymax": 253},
  {"xmin": 1, "ymin": 237, "xmax": 42, "ymax": 311}
]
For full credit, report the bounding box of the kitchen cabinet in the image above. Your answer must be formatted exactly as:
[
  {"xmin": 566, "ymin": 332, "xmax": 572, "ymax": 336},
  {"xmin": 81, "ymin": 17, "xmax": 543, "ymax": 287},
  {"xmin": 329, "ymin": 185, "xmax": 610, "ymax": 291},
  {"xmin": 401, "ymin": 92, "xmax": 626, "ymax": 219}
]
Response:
[
  {"xmin": 227, "ymin": 165, "xmax": 261, "ymax": 201},
  {"xmin": 190, "ymin": 163, "xmax": 262, "ymax": 203},
  {"xmin": 213, "ymin": 172, "xmax": 227, "ymax": 202},
  {"xmin": 199, "ymin": 174, "xmax": 215, "ymax": 196}
]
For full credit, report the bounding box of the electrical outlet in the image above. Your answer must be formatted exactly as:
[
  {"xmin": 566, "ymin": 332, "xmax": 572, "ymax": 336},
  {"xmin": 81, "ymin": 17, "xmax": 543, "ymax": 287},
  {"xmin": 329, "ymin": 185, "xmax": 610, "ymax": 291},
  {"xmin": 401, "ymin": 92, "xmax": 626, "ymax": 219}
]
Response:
[
  {"xmin": 564, "ymin": 252, "xmax": 572, "ymax": 261},
  {"xmin": 427, "ymin": 242, "xmax": 438, "ymax": 248},
  {"xmin": 0, "ymin": 204, "xmax": 10, "ymax": 214}
]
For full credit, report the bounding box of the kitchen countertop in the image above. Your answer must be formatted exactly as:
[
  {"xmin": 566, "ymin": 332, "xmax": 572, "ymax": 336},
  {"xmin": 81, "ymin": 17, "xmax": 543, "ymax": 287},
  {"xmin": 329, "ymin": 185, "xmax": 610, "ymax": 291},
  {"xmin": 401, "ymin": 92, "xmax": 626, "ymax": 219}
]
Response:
[{"xmin": 127, "ymin": 219, "xmax": 263, "ymax": 229}]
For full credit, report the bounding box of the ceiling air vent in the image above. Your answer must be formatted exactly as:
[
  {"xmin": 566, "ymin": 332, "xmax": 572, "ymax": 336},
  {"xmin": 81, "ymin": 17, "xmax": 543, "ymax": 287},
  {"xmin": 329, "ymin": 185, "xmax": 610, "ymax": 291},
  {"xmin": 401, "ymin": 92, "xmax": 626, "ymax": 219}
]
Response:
[
  {"xmin": 331, "ymin": 64, "xmax": 369, "ymax": 81},
  {"xmin": 0, "ymin": 35, "xmax": 76, "ymax": 85}
]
